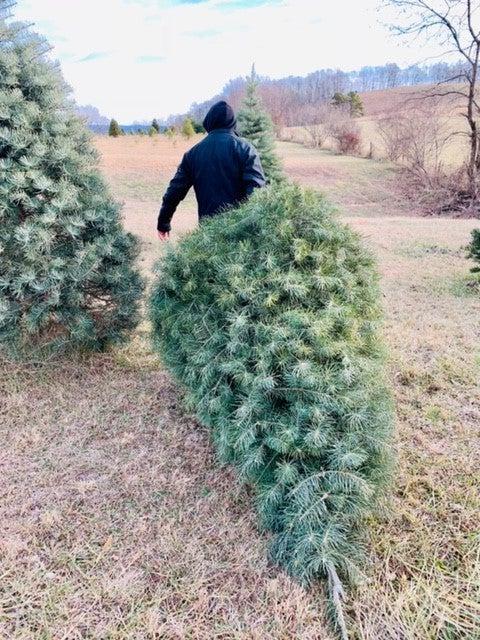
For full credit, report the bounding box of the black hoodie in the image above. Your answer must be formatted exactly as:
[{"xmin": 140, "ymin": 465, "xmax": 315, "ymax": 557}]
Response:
[
  {"xmin": 157, "ymin": 101, "xmax": 265, "ymax": 232},
  {"xmin": 202, "ymin": 100, "xmax": 237, "ymax": 132}
]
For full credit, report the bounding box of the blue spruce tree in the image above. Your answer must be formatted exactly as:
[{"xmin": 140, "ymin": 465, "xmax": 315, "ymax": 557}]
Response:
[
  {"xmin": 0, "ymin": 2, "xmax": 143, "ymax": 355},
  {"xmin": 237, "ymin": 65, "xmax": 284, "ymax": 184}
]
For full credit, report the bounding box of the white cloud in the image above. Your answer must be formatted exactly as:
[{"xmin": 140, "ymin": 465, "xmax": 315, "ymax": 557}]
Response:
[{"xmin": 14, "ymin": 0, "xmax": 447, "ymax": 122}]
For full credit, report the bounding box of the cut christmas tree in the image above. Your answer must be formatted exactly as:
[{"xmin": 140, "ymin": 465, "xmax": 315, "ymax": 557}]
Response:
[
  {"xmin": 0, "ymin": 4, "xmax": 144, "ymax": 355},
  {"xmin": 150, "ymin": 184, "xmax": 395, "ymax": 635},
  {"xmin": 237, "ymin": 66, "xmax": 284, "ymax": 184}
]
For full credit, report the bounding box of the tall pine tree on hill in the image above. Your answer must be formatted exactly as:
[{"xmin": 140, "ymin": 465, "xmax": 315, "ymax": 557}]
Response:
[
  {"xmin": 0, "ymin": 2, "xmax": 143, "ymax": 355},
  {"xmin": 237, "ymin": 65, "xmax": 284, "ymax": 184}
]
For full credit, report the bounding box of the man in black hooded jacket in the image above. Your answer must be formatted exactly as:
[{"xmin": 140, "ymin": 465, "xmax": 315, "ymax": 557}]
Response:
[{"xmin": 157, "ymin": 101, "xmax": 266, "ymax": 239}]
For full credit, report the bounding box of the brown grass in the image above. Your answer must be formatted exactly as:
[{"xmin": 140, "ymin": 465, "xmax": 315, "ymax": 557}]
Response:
[
  {"xmin": 284, "ymin": 84, "xmax": 472, "ymax": 172},
  {"xmin": 1, "ymin": 135, "xmax": 479, "ymax": 639},
  {"xmin": 358, "ymin": 84, "xmax": 463, "ymax": 118}
]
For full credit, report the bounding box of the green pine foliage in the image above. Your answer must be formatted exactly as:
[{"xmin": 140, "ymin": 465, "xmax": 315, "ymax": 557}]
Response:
[
  {"xmin": 150, "ymin": 184, "xmax": 395, "ymax": 622},
  {"xmin": 237, "ymin": 67, "xmax": 284, "ymax": 184},
  {"xmin": 108, "ymin": 118, "xmax": 122, "ymax": 137},
  {"xmin": 348, "ymin": 91, "xmax": 364, "ymax": 117},
  {"xmin": 332, "ymin": 92, "xmax": 348, "ymax": 108},
  {"xmin": 191, "ymin": 119, "xmax": 205, "ymax": 134},
  {"xmin": 332, "ymin": 92, "xmax": 364, "ymax": 118},
  {"xmin": 181, "ymin": 117, "xmax": 195, "ymax": 139},
  {"xmin": 151, "ymin": 118, "xmax": 160, "ymax": 133},
  {"xmin": 467, "ymin": 229, "xmax": 480, "ymax": 273},
  {"xmin": 0, "ymin": 10, "xmax": 144, "ymax": 355}
]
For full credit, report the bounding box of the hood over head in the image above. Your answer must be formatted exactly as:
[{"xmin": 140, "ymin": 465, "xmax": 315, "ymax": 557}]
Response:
[{"xmin": 202, "ymin": 100, "xmax": 237, "ymax": 133}]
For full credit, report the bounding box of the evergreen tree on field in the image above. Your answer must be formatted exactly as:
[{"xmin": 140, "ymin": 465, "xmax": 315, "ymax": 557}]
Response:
[
  {"xmin": 0, "ymin": 5, "xmax": 144, "ymax": 355},
  {"xmin": 237, "ymin": 65, "xmax": 284, "ymax": 184},
  {"xmin": 467, "ymin": 229, "xmax": 480, "ymax": 273},
  {"xmin": 151, "ymin": 118, "xmax": 160, "ymax": 133},
  {"xmin": 108, "ymin": 118, "xmax": 122, "ymax": 137},
  {"xmin": 148, "ymin": 125, "xmax": 157, "ymax": 137},
  {"xmin": 181, "ymin": 117, "xmax": 195, "ymax": 139},
  {"xmin": 150, "ymin": 184, "xmax": 394, "ymax": 636},
  {"xmin": 332, "ymin": 92, "xmax": 349, "ymax": 108},
  {"xmin": 332, "ymin": 92, "xmax": 364, "ymax": 118},
  {"xmin": 191, "ymin": 119, "xmax": 205, "ymax": 134},
  {"xmin": 348, "ymin": 91, "xmax": 364, "ymax": 117}
]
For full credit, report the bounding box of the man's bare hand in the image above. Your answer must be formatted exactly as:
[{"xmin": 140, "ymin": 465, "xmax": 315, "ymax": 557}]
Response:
[{"xmin": 158, "ymin": 230, "xmax": 170, "ymax": 241}]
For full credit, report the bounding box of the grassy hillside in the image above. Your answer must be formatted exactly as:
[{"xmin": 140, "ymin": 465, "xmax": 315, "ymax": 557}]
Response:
[{"xmin": 284, "ymin": 83, "xmax": 469, "ymax": 168}]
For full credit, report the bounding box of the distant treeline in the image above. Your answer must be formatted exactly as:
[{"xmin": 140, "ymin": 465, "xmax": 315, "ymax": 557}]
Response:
[
  {"xmin": 76, "ymin": 104, "xmax": 110, "ymax": 126},
  {"xmin": 165, "ymin": 60, "xmax": 468, "ymax": 128},
  {"xmin": 89, "ymin": 123, "xmax": 163, "ymax": 135},
  {"xmin": 82, "ymin": 60, "xmax": 469, "ymax": 132}
]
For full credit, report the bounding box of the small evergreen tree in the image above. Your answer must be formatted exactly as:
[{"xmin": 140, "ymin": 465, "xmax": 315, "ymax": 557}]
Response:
[
  {"xmin": 181, "ymin": 117, "xmax": 195, "ymax": 139},
  {"xmin": 191, "ymin": 119, "xmax": 205, "ymax": 134},
  {"xmin": 348, "ymin": 91, "xmax": 364, "ymax": 117},
  {"xmin": 151, "ymin": 118, "xmax": 160, "ymax": 133},
  {"xmin": 0, "ymin": 7, "xmax": 143, "ymax": 355},
  {"xmin": 150, "ymin": 184, "xmax": 394, "ymax": 635},
  {"xmin": 467, "ymin": 229, "xmax": 480, "ymax": 273},
  {"xmin": 108, "ymin": 118, "xmax": 122, "ymax": 137},
  {"xmin": 332, "ymin": 92, "xmax": 349, "ymax": 109},
  {"xmin": 148, "ymin": 125, "xmax": 157, "ymax": 137},
  {"xmin": 237, "ymin": 65, "xmax": 284, "ymax": 184},
  {"xmin": 332, "ymin": 92, "xmax": 364, "ymax": 118}
]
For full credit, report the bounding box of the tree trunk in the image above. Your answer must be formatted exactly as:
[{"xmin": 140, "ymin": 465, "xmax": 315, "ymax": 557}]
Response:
[{"xmin": 467, "ymin": 40, "xmax": 480, "ymax": 201}]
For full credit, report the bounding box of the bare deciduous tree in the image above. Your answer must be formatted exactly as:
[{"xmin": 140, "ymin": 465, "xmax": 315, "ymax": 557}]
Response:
[
  {"xmin": 377, "ymin": 103, "xmax": 449, "ymax": 181},
  {"xmin": 388, "ymin": 0, "xmax": 480, "ymax": 204},
  {"xmin": 299, "ymin": 104, "xmax": 333, "ymax": 147}
]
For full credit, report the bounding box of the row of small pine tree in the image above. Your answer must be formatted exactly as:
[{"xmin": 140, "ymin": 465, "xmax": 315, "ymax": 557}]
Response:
[{"xmin": 108, "ymin": 117, "xmax": 202, "ymax": 138}]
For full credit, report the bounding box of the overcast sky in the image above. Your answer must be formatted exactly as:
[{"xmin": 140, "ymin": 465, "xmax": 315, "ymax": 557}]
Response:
[{"xmin": 14, "ymin": 0, "xmax": 445, "ymax": 122}]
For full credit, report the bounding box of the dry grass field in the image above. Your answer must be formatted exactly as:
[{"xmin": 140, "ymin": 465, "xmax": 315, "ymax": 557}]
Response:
[{"xmin": 1, "ymin": 135, "xmax": 479, "ymax": 640}]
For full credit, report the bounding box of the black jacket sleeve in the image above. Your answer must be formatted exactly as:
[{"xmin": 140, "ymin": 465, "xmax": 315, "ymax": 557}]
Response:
[
  {"xmin": 157, "ymin": 153, "xmax": 193, "ymax": 232},
  {"xmin": 241, "ymin": 144, "xmax": 266, "ymax": 196}
]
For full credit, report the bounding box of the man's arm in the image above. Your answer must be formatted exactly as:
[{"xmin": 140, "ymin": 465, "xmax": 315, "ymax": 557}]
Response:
[
  {"xmin": 241, "ymin": 144, "xmax": 266, "ymax": 196},
  {"xmin": 157, "ymin": 153, "xmax": 193, "ymax": 234}
]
